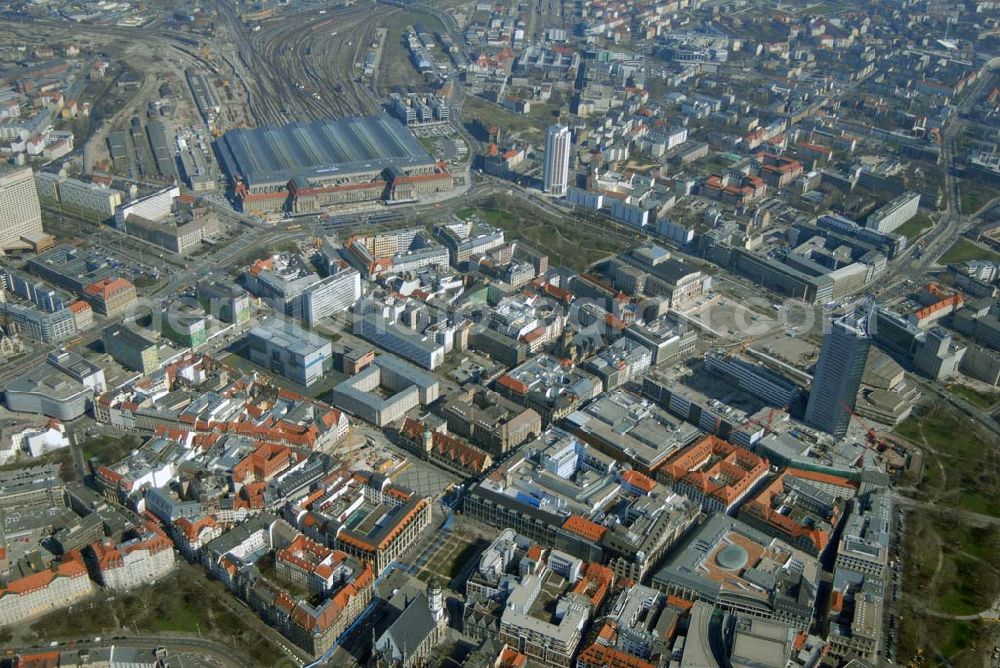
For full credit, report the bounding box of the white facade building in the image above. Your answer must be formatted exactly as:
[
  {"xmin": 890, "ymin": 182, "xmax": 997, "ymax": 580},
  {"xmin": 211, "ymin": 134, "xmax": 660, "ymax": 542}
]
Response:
[
  {"xmin": 95, "ymin": 534, "xmax": 176, "ymax": 591},
  {"xmin": 0, "ymin": 166, "xmax": 43, "ymax": 253},
  {"xmin": 543, "ymin": 125, "xmax": 571, "ymax": 196},
  {"xmin": 114, "ymin": 185, "xmax": 181, "ymax": 229},
  {"xmin": 0, "ymin": 562, "xmax": 94, "ymax": 626},
  {"xmin": 36, "ymin": 172, "xmax": 125, "ymax": 219}
]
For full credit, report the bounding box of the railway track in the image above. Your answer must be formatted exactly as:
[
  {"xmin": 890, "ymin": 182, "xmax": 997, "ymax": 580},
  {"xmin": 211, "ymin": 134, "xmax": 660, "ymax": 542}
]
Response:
[
  {"xmin": 252, "ymin": 5, "xmax": 385, "ymax": 119},
  {"xmin": 216, "ymin": 0, "xmax": 297, "ymax": 124}
]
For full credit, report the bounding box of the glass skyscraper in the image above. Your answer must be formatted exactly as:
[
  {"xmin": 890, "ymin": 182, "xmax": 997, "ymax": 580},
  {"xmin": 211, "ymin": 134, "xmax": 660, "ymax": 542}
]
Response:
[{"xmin": 804, "ymin": 300, "xmax": 875, "ymax": 437}]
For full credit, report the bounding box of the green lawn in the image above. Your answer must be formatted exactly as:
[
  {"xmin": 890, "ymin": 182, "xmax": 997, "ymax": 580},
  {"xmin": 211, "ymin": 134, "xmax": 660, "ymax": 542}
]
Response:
[
  {"xmin": 896, "ymin": 401, "xmax": 1000, "ymax": 666},
  {"xmin": 938, "ymin": 237, "xmax": 1000, "ymax": 265},
  {"xmin": 895, "ymin": 214, "xmax": 933, "ymax": 240},
  {"xmin": 895, "ymin": 402, "xmax": 1000, "ymax": 516},
  {"xmin": 947, "ymin": 384, "xmax": 1000, "ymax": 410},
  {"xmin": 462, "ymin": 95, "xmax": 548, "ymax": 141},
  {"xmin": 457, "ymin": 202, "xmax": 633, "ymax": 270},
  {"xmin": 936, "ymin": 554, "xmax": 996, "ymax": 616},
  {"xmin": 458, "ymin": 207, "xmax": 515, "ymax": 227},
  {"xmin": 938, "ymin": 619, "xmax": 984, "ymax": 659},
  {"xmin": 960, "ymin": 181, "xmax": 1000, "ymax": 216}
]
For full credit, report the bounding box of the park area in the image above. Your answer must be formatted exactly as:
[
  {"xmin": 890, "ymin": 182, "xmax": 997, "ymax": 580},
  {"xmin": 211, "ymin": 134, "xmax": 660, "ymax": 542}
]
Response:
[
  {"xmin": 895, "ymin": 402, "xmax": 1000, "ymax": 516},
  {"xmin": 895, "ymin": 401, "xmax": 1000, "ymax": 664},
  {"xmin": 458, "ymin": 195, "xmax": 638, "ymax": 271},
  {"xmin": 22, "ymin": 565, "xmax": 289, "ymax": 666}
]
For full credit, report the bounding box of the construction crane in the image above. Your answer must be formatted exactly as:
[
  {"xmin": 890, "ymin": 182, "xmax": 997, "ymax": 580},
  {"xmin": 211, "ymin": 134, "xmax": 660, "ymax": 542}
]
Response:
[
  {"xmin": 739, "ymin": 405, "xmax": 785, "ymax": 436},
  {"xmin": 838, "ymin": 400, "xmax": 887, "ymax": 469},
  {"xmin": 839, "ymin": 400, "xmax": 885, "ymax": 451}
]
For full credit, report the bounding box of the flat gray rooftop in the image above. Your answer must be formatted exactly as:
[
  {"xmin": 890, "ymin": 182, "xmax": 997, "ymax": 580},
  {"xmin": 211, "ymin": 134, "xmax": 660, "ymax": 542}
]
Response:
[
  {"xmin": 249, "ymin": 318, "xmax": 331, "ymax": 357},
  {"xmin": 215, "ymin": 115, "xmax": 435, "ymax": 186}
]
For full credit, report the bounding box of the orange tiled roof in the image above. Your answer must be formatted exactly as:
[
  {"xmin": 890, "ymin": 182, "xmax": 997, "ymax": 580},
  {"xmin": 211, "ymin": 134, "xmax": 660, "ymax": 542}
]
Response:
[
  {"xmin": 83, "ymin": 277, "xmax": 133, "ymax": 299},
  {"xmin": 499, "ymin": 647, "xmax": 529, "ymax": 668},
  {"xmin": 656, "ymin": 435, "xmax": 767, "ymax": 506},
  {"xmin": 576, "ymin": 643, "xmax": 655, "ymax": 668},
  {"xmin": 562, "ymin": 514, "xmax": 608, "ymax": 542},
  {"xmin": 622, "ymin": 469, "xmax": 656, "ymax": 493}
]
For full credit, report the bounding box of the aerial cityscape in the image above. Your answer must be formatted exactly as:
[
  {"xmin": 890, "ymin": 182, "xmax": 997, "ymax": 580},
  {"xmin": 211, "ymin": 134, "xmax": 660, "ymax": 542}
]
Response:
[{"xmin": 0, "ymin": 0, "xmax": 997, "ymax": 666}]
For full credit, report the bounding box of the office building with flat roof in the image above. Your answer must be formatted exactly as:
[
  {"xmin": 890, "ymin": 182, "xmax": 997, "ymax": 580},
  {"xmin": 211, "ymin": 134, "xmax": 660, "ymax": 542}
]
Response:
[
  {"xmin": 835, "ymin": 491, "xmax": 892, "ymax": 577},
  {"xmin": 865, "ymin": 191, "xmax": 920, "ymax": 234},
  {"xmin": 117, "ymin": 195, "xmax": 221, "ymax": 256},
  {"xmin": 102, "ymin": 324, "xmax": 160, "ymax": 374},
  {"xmin": 5, "ymin": 350, "xmax": 106, "ymax": 420},
  {"xmin": 435, "ymin": 220, "xmax": 506, "ymax": 267},
  {"xmin": 27, "ymin": 244, "xmax": 124, "ymax": 294},
  {"xmin": 329, "ymin": 354, "xmax": 439, "ymax": 427},
  {"xmin": 705, "ymin": 351, "xmax": 802, "ymax": 408},
  {"xmin": 245, "ymin": 254, "xmax": 361, "ymax": 326},
  {"xmin": 640, "ymin": 369, "xmax": 767, "ymax": 449},
  {"xmin": 35, "ymin": 171, "xmax": 125, "ymax": 221},
  {"xmin": 0, "ymin": 300, "xmax": 76, "ymax": 343},
  {"xmin": 304, "ymin": 266, "xmax": 362, "ymax": 325},
  {"xmin": 624, "ymin": 315, "xmax": 698, "ymax": 365},
  {"xmin": 463, "ymin": 426, "xmax": 699, "ymax": 580},
  {"xmin": 197, "ymin": 279, "xmax": 251, "ymax": 324},
  {"xmin": 0, "ymin": 267, "xmax": 71, "ymax": 313},
  {"xmin": 584, "ymin": 338, "xmax": 652, "ymax": 391},
  {"xmin": 161, "ymin": 303, "xmax": 209, "ymax": 349},
  {"xmin": 564, "ymin": 389, "xmax": 701, "ymax": 474},
  {"xmin": 247, "ymin": 318, "xmax": 332, "ymax": 387},
  {"xmin": 346, "ymin": 227, "xmax": 450, "ymax": 278},
  {"xmin": 651, "ymin": 514, "xmax": 820, "ymax": 630},
  {"xmin": 0, "ymin": 166, "xmax": 43, "ymax": 254},
  {"xmin": 356, "ymin": 313, "xmax": 445, "ymax": 370},
  {"xmin": 494, "ymin": 354, "xmax": 601, "ymax": 426}
]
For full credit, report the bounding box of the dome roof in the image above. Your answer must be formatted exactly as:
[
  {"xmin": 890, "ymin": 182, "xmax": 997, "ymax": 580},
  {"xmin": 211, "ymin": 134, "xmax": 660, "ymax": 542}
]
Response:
[{"xmin": 715, "ymin": 544, "xmax": 749, "ymax": 571}]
